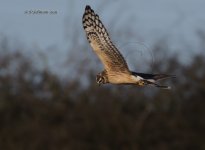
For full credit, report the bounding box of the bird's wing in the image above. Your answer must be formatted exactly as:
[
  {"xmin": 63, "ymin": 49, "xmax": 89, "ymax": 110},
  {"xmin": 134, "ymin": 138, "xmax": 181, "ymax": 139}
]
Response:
[{"xmin": 82, "ymin": 5, "xmax": 129, "ymax": 73}]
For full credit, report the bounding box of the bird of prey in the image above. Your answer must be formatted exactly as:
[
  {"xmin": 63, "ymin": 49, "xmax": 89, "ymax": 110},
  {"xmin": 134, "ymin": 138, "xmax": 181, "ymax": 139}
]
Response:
[{"xmin": 82, "ymin": 5, "xmax": 175, "ymax": 89}]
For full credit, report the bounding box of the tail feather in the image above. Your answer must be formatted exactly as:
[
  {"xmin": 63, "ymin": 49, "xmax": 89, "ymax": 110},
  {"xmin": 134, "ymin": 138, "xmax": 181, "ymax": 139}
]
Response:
[
  {"xmin": 132, "ymin": 72, "xmax": 176, "ymax": 81},
  {"xmin": 143, "ymin": 79, "xmax": 171, "ymax": 89},
  {"xmin": 131, "ymin": 72, "xmax": 175, "ymax": 90}
]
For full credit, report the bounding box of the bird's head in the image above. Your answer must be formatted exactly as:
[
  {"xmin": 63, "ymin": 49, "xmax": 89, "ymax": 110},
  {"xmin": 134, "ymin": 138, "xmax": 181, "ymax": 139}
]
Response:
[{"xmin": 96, "ymin": 74, "xmax": 107, "ymax": 86}]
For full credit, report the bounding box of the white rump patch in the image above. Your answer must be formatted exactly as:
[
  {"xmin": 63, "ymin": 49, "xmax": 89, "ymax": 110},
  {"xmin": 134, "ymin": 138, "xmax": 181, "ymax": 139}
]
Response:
[
  {"xmin": 131, "ymin": 75, "xmax": 143, "ymax": 82},
  {"xmin": 147, "ymin": 79, "xmax": 155, "ymax": 83}
]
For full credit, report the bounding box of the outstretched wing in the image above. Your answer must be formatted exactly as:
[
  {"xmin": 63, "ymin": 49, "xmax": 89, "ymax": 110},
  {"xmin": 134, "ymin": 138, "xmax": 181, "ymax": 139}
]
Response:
[{"xmin": 82, "ymin": 5, "xmax": 129, "ymax": 73}]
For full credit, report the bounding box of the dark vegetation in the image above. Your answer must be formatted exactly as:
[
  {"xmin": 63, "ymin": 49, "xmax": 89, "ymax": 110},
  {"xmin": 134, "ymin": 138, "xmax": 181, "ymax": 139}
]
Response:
[
  {"xmin": 1, "ymin": 8, "xmax": 205, "ymax": 148},
  {"xmin": 0, "ymin": 38, "xmax": 205, "ymax": 150}
]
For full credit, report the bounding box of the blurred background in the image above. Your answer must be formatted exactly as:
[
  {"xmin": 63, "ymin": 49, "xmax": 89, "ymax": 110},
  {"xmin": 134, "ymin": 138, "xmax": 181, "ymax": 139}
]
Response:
[{"xmin": 0, "ymin": 0, "xmax": 205, "ymax": 149}]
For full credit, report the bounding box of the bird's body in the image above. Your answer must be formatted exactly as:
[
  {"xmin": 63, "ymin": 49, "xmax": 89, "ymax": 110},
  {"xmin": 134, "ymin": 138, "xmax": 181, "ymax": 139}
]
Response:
[
  {"xmin": 106, "ymin": 71, "xmax": 136, "ymax": 84},
  {"xmin": 82, "ymin": 5, "xmax": 175, "ymax": 89}
]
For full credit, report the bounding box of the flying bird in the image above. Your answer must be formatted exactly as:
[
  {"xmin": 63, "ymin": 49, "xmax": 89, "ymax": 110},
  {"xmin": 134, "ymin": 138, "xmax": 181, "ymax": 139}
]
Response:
[{"xmin": 82, "ymin": 5, "xmax": 175, "ymax": 89}]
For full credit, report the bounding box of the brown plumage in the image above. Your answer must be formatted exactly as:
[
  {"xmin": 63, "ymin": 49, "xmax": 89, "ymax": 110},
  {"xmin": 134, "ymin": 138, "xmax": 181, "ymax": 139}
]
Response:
[{"xmin": 82, "ymin": 5, "xmax": 175, "ymax": 89}]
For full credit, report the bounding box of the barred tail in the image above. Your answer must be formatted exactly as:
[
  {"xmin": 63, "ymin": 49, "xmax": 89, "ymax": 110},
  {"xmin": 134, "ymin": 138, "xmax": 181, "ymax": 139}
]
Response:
[
  {"xmin": 132, "ymin": 72, "xmax": 176, "ymax": 89},
  {"xmin": 143, "ymin": 80, "xmax": 171, "ymax": 89},
  {"xmin": 132, "ymin": 72, "xmax": 175, "ymax": 81}
]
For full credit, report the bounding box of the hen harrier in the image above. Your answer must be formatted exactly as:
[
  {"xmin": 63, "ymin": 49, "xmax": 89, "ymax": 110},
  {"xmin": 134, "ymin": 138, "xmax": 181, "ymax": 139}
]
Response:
[{"xmin": 82, "ymin": 5, "xmax": 175, "ymax": 89}]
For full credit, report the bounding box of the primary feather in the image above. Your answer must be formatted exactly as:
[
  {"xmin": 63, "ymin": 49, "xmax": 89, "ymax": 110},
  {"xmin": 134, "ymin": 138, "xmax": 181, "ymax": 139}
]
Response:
[{"xmin": 82, "ymin": 5, "xmax": 129, "ymax": 74}]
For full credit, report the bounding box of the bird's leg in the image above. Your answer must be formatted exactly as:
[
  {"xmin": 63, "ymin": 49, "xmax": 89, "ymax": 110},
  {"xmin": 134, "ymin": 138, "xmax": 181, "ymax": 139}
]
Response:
[{"xmin": 138, "ymin": 80, "xmax": 147, "ymax": 86}]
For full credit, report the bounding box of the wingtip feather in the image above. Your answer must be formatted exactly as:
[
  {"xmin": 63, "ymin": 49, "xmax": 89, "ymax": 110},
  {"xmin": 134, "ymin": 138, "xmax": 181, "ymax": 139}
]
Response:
[
  {"xmin": 85, "ymin": 5, "xmax": 91, "ymax": 9},
  {"xmin": 165, "ymin": 86, "xmax": 171, "ymax": 90}
]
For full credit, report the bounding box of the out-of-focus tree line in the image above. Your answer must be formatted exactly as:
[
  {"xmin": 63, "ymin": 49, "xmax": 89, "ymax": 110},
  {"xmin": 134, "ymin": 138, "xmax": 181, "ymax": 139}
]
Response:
[{"xmin": 0, "ymin": 29, "xmax": 205, "ymax": 150}]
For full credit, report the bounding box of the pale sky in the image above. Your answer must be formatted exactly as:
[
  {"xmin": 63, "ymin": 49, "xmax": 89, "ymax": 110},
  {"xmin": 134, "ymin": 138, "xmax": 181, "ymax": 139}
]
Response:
[
  {"xmin": 0, "ymin": 0, "xmax": 205, "ymax": 76},
  {"xmin": 0, "ymin": 0, "xmax": 204, "ymax": 49}
]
